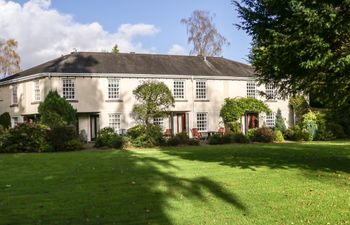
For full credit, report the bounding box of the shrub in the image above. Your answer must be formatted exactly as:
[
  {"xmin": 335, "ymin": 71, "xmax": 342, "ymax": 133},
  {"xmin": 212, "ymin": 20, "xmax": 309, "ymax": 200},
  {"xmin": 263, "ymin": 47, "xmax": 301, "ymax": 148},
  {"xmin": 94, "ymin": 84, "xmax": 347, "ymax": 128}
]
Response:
[
  {"xmin": 222, "ymin": 133, "xmax": 234, "ymax": 144},
  {"xmin": 284, "ymin": 127, "xmax": 295, "ymax": 141},
  {"xmin": 95, "ymin": 127, "xmax": 116, "ymax": 148},
  {"xmin": 166, "ymin": 132, "xmax": 191, "ymax": 146},
  {"xmin": 0, "ymin": 123, "xmax": 52, "ymax": 153},
  {"xmin": 0, "ymin": 112, "xmax": 11, "ymax": 129},
  {"xmin": 246, "ymin": 128, "xmax": 257, "ymax": 141},
  {"xmin": 274, "ymin": 130, "xmax": 285, "ymax": 142},
  {"xmin": 166, "ymin": 136, "xmax": 181, "ymax": 146},
  {"xmin": 129, "ymin": 124, "xmax": 164, "ymax": 147},
  {"xmin": 252, "ymin": 127, "xmax": 274, "ymax": 143},
  {"xmin": 48, "ymin": 125, "xmax": 82, "ymax": 151},
  {"xmin": 188, "ymin": 138, "xmax": 200, "ymax": 146},
  {"xmin": 274, "ymin": 109, "xmax": 286, "ymax": 132},
  {"xmin": 110, "ymin": 135, "xmax": 125, "ymax": 149},
  {"xmin": 232, "ymin": 133, "xmax": 250, "ymax": 143},
  {"xmin": 127, "ymin": 125, "xmax": 147, "ymax": 139},
  {"xmin": 302, "ymin": 111, "xmax": 318, "ymax": 141},
  {"xmin": 208, "ymin": 134, "xmax": 224, "ymax": 145},
  {"xmin": 225, "ymin": 122, "xmax": 241, "ymax": 134},
  {"xmin": 327, "ymin": 123, "xmax": 345, "ymax": 139},
  {"xmin": 284, "ymin": 125, "xmax": 310, "ymax": 141}
]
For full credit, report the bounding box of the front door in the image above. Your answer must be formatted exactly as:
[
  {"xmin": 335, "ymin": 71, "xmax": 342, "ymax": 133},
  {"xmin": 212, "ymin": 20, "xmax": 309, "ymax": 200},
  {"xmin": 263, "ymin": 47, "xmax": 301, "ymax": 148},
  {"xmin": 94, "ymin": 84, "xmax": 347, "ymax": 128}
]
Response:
[{"xmin": 90, "ymin": 115, "xmax": 99, "ymax": 141}]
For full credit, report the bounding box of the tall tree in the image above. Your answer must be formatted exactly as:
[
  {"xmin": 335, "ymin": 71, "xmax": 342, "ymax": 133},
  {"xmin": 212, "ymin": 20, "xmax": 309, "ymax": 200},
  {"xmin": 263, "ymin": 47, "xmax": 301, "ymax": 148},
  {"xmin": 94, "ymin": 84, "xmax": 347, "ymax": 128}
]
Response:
[
  {"xmin": 132, "ymin": 81, "xmax": 174, "ymax": 126},
  {"xmin": 0, "ymin": 39, "xmax": 20, "ymax": 76},
  {"xmin": 234, "ymin": 1, "xmax": 350, "ymax": 107},
  {"xmin": 181, "ymin": 10, "xmax": 230, "ymax": 56}
]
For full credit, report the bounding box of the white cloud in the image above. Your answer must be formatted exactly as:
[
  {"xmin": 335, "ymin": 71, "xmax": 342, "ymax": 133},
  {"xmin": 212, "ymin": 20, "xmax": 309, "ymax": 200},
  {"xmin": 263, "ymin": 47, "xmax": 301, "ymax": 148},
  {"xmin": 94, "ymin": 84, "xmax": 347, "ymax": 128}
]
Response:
[
  {"xmin": 0, "ymin": 0, "xmax": 160, "ymax": 69},
  {"xmin": 168, "ymin": 44, "xmax": 187, "ymax": 55}
]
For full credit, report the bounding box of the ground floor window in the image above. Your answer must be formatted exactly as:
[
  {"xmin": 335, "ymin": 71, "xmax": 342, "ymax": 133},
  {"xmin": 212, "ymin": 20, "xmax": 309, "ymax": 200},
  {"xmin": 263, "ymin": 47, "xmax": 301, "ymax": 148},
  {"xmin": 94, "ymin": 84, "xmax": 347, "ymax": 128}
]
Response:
[
  {"xmin": 266, "ymin": 113, "xmax": 275, "ymax": 127},
  {"xmin": 11, "ymin": 117, "xmax": 19, "ymax": 128},
  {"xmin": 108, "ymin": 113, "xmax": 121, "ymax": 132},
  {"xmin": 153, "ymin": 117, "xmax": 164, "ymax": 130},
  {"xmin": 196, "ymin": 112, "xmax": 208, "ymax": 131}
]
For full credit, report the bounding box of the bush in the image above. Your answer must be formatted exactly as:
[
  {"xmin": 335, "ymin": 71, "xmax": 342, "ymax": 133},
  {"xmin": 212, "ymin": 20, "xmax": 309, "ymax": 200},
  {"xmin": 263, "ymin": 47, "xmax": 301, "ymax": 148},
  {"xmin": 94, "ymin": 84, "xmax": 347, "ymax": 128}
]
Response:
[
  {"xmin": 284, "ymin": 125, "xmax": 310, "ymax": 141},
  {"xmin": 166, "ymin": 132, "xmax": 190, "ymax": 146},
  {"xmin": 246, "ymin": 128, "xmax": 257, "ymax": 141},
  {"xmin": 0, "ymin": 112, "xmax": 11, "ymax": 129},
  {"xmin": 302, "ymin": 111, "xmax": 318, "ymax": 141},
  {"xmin": 327, "ymin": 123, "xmax": 345, "ymax": 139},
  {"xmin": 252, "ymin": 127, "xmax": 274, "ymax": 143},
  {"xmin": 48, "ymin": 125, "xmax": 82, "ymax": 151},
  {"xmin": 208, "ymin": 134, "xmax": 224, "ymax": 145},
  {"xmin": 274, "ymin": 130, "xmax": 285, "ymax": 142},
  {"xmin": 129, "ymin": 124, "xmax": 164, "ymax": 147},
  {"xmin": 166, "ymin": 136, "xmax": 181, "ymax": 146},
  {"xmin": 0, "ymin": 123, "xmax": 52, "ymax": 153},
  {"xmin": 222, "ymin": 133, "xmax": 234, "ymax": 144},
  {"xmin": 95, "ymin": 127, "xmax": 116, "ymax": 148},
  {"xmin": 232, "ymin": 133, "xmax": 250, "ymax": 143},
  {"xmin": 110, "ymin": 135, "xmax": 125, "ymax": 149},
  {"xmin": 275, "ymin": 109, "xmax": 286, "ymax": 132},
  {"xmin": 188, "ymin": 138, "xmax": 200, "ymax": 146},
  {"xmin": 127, "ymin": 125, "xmax": 147, "ymax": 139}
]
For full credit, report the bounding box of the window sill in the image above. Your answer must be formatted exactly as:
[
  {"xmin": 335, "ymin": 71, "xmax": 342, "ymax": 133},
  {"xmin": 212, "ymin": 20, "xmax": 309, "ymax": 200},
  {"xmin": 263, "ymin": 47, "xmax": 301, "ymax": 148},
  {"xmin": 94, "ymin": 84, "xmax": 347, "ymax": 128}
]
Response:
[
  {"xmin": 106, "ymin": 99, "xmax": 123, "ymax": 102},
  {"xmin": 194, "ymin": 99, "xmax": 210, "ymax": 102},
  {"xmin": 265, "ymin": 100, "xmax": 278, "ymax": 103},
  {"xmin": 31, "ymin": 101, "xmax": 41, "ymax": 105},
  {"xmin": 10, "ymin": 104, "xmax": 18, "ymax": 107},
  {"xmin": 175, "ymin": 99, "xmax": 188, "ymax": 102},
  {"xmin": 67, "ymin": 99, "xmax": 79, "ymax": 103}
]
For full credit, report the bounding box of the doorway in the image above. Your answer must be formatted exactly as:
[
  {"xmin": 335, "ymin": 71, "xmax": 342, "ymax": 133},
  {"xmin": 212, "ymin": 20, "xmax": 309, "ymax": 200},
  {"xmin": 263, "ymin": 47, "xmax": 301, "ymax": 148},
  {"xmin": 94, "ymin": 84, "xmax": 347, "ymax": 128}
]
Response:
[
  {"xmin": 90, "ymin": 115, "xmax": 99, "ymax": 141},
  {"xmin": 171, "ymin": 112, "xmax": 189, "ymax": 135}
]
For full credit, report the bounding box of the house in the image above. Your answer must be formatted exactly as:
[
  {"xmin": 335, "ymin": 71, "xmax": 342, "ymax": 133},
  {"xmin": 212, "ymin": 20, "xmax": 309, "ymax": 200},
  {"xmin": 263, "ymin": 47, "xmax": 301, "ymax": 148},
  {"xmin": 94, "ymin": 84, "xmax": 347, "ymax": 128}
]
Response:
[{"xmin": 0, "ymin": 52, "xmax": 293, "ymax": 141}]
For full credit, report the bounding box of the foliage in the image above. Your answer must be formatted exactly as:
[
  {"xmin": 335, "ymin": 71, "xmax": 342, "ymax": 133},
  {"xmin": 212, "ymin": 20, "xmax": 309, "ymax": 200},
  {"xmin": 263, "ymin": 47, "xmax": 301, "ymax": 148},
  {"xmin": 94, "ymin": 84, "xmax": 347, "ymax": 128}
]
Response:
[
  {"xmin": 181, "ymin": 10, "xmax": 229, "ymax": 56},
  {"xmin": 225, "ymin": 121, "xmax": 241, "ymax": 134},
  {"xmin": 0, "ymin": 112, "xmax": 11, "ymax": 129},
  {"xmin": 38, "ymin": 91, "xmax": 77, "ymax": 128},
  {"xmin": 289, "ymin": 96, "xmax": 310, "ymax": 124},
  {"xmin": 132, "ymin": 80, "xmax": 174, "ymax": 126},
  {"xmin": 0, "ymin": 123, "xmax": 51, "ymax": 153},
  {"xmin": 208, "ymin": 134, "xmax": 224, "ymax": 145},
  {"xmin": 131, "ymin": 125, "xmax": 164, "ymax": 148},
  {"xmin": 274, "ymin": 130, "xmax": 285, "ymax": 142},
  {"xmin": 111, "ymin": 44, "xmax": 119, "ymax": 54},
  {"xmin": 314, "ymin": 113, "xmax": 335, "ymax": 141},
  {"xmin": 48, "ymin": 125, "xmax": 82, "ymax": 151},
  {"xmin": 233, "ymin": 133, "xmax": 250, "ymax": 143},
  {"xmin": 284, "ymin": 125, "xmax": 310, "ymax": 141},
  {"xmin": 127, "ymin": 125, "xmax": 147, "ymax": 139},
  {"xmin": 187, "ymin": 138, "xmax": 200, "ymax": 146},
  {"xmin": 95, "ymin": 127, "xmax": 116, "ymax": 148},
  {"xmin": 302, "ymin": 111, "xmax": 318, "ymax": 141},
  {"xmin": 251, "ymin": 127, "xmax": 274, "ymax": 143},
  {"xmin": 246, "ymin": 128, "xmax": 257, "ymax": 141},
  {"xmin": 110, "ymin": 135, "xmax": 125, "ymax": 149},
  {"xmin": 327, "ymin": 123, "xmax": 345, "ymax": 139},
  {"xmin": 274, "ymin": 109, "xmax": 286, "ymax": 132},
  {"xmin": 235, "ymin": 0, "xmax": 350, "ymax": 107},
  {"xmin": 220, "ymin": 97, "xmax": 271, "ymax": 123},
  {"xmin": 0, "ymin": 38, "xmax": 20, "ymax": 76}
]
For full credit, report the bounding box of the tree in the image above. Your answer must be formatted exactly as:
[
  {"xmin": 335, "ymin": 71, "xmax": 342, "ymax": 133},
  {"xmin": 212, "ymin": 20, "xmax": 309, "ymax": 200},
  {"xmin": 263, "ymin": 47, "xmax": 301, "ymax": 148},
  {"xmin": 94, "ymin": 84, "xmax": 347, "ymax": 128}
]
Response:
[
  {"xmin": 181, "ymin": 10, "xmax": 230, "ymax": 56},
  {"xmin": 38, "ymin": 91, "xmax": 77, "ymax": 128},
  {"xmin": 0, "ymin": 112, "xmax": 11, "ymax": 129},
  {"xmin": 234, "ymin": 1, "xmax": 350, "ymax": 107},
  {"xmin": 132, "ymin": 81, "xmax": 174, "ymax": 126},
  {"xmin": 111, "ymin": 44, "xmax": 119, "ymax": 54},
  {"xmin": 275, "ymin": 108, "xmax": 286, "ymax": 132},
  {"xmin": 0, "ymin": 39, "xmax": 20, "ymax": 76},
  {"xmin": 220, "ymin": 97, "xmax": 271, "ymax": 123}
]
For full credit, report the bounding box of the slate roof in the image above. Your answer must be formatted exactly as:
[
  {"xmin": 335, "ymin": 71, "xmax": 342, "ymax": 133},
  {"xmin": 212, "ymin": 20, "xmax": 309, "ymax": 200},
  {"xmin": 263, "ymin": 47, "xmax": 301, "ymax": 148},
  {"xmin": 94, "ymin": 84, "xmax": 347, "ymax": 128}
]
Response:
[{"xmin": 0, "ymin": 52, "xmax": 254, "ymax": 82}]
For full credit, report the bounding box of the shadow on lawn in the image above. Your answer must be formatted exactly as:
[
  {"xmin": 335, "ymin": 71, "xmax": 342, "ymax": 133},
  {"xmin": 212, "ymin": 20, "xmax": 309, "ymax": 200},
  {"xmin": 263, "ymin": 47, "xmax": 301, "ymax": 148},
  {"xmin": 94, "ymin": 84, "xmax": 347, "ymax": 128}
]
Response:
[{"xmin": 161, "ymin": 143, "xmax": 350, "ymax": 174}]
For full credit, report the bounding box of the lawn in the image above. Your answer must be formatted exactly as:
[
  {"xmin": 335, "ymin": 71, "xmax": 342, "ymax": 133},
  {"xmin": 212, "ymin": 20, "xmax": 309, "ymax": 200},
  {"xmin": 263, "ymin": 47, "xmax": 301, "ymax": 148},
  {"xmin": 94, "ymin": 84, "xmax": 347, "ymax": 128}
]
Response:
[{"xmin": 0, "ymin": 142, "xmax": 349, "ymax": 225}]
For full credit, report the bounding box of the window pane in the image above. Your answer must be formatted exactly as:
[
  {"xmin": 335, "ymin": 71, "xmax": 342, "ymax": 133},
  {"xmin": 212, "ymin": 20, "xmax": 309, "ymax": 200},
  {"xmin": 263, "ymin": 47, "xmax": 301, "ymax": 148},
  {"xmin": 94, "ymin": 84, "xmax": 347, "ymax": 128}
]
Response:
[
  {"xmin": 266, "ymin": 83, "xmax": 275, "ymax": 100},
  {"xmin": 196, "ymin": 112, "xmax": 208, "ymax": 131},
  {"xmin": 196, "ymin": 81, "xmax": 207, "ymax": 99},
  {"xmin": 247, "ymin": 81, "xmax": 256, "ymax": 98},
  {"xmin": 173, "ymin": 81, "xmax": 185, "ymax": 99},
  {"xmin": 266, "ymin": 113, "xmax": 275, "ymax": 127},
  {"xmin": 34, "ymin": 81, "xmax": 40, "ymax": 101},
  {"xmin": 108, "ymin": 79, "xmax": 120, "ymax": 99},
  {"xmin": 63, "ymin": 79, "xmax": 75, "ymax": 100},
  {"xmin": 153, "ymin": 117, "xmax": 164, "ymax": 129},
  {"xmin": 109, "ymin": 113, "xmax": 121, "ymax": 132}
]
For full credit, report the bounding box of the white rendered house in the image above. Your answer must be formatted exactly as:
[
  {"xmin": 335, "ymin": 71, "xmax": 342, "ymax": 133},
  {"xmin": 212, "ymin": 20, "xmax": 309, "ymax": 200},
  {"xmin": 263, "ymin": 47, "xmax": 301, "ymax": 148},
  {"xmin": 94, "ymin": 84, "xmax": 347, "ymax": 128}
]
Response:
[{"xmin": 0, "ymin": 52, "xmax": 293, "ymax": 141}]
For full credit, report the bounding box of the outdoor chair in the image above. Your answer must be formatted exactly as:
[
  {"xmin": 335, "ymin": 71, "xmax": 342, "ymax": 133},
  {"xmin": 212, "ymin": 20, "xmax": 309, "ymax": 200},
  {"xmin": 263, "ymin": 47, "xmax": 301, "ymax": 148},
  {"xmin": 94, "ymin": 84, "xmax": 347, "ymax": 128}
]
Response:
[{"xmin": 191, "ymin": 128, "xmax": 202, "ymax": 140}]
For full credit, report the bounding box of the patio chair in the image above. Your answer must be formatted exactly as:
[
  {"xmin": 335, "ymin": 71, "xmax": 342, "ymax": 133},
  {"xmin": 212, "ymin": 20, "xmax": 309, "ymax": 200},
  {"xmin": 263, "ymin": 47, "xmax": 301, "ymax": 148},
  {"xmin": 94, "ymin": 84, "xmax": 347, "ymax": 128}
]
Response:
[
  {"xmin": 218, "ymin": 127, "xmax": 225, "ymax": 136},
  {"xmin": 191, "ymin": 128, "xmax": 202, "ymax": 140},
  {"xmin": 165, "ymin": 128, "xmax": 171, "ymax": 138}
]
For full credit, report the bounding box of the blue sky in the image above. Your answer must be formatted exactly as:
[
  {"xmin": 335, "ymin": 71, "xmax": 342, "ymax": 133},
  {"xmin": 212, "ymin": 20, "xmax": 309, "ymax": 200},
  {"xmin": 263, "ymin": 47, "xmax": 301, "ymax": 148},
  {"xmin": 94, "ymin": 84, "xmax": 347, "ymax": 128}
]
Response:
[{"xmin": 2, "ymin": 0, "xmax": 251, "ymax": 68}]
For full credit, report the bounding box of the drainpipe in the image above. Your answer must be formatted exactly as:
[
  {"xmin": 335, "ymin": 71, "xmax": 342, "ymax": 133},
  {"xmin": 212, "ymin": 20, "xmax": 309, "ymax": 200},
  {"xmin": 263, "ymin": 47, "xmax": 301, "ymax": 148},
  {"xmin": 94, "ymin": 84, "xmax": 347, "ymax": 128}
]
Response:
[{"xmin": 191, "ymin": 75, "xmax": 195, "ymax": 137}]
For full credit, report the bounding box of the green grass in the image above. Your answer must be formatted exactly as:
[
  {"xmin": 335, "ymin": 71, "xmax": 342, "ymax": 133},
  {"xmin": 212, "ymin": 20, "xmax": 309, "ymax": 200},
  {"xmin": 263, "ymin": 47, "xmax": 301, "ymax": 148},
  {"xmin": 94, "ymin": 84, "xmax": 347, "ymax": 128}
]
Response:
[{"xmin": 0, "ymin": 142, "xmax": 349, "ymax": 225}]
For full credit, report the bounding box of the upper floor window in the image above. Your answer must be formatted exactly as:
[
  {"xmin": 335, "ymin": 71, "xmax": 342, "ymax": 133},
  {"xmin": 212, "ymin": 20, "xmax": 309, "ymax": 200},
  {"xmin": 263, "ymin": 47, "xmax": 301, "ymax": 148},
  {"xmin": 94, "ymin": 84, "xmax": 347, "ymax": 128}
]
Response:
[
  {"xmin": 11, "ymin": 85, "xmax": 18, "ymax": 104},
  {"xmin": 196, "ymin": 80, "xmax": 207, "ymax": 99},
  {"xmin": 196, "ymin": 112, "xmax": 208, "ymax": 131},
  {"xmin": 62, "ymin": 79, "xmax": 75, "ymax": 100},
  {"xmin": 247, "ymin": 81, "xmax": 256, "ymax": 98},
  {"xmin": 108, "ymin": 79, "xmax": 120, "ymax": 99},
  {"xmin": 266, "ymin": 113, "xmax": 275, "ymax": 127},
  {"xmin": 33, "ymin": 80, "xmax": 40, "ymax": 101},
  {"xmin": 266, "ymin": 83, "xmax": 276, "ymax": 100},
  {"xmin": 109, "ymin": 113, "xmax": 121, "ymax": 132},
  {"xmin": 173, "ymin": 80, "xmax": 185, "ymax": 99}
]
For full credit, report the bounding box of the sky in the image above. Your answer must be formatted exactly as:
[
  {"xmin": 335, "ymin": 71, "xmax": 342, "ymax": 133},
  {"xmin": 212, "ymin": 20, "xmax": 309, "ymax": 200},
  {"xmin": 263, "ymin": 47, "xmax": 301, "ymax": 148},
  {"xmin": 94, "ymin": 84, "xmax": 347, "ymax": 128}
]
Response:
[{"xmin": 0, "ymin": 0, "xmax": 252, "ymax": 70}]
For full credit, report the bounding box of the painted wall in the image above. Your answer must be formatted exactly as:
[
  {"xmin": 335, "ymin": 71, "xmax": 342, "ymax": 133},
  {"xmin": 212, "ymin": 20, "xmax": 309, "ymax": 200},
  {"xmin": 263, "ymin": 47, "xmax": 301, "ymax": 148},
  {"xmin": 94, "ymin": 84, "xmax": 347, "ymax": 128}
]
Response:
[{"xmin": 0, "ymin": 74, "xmax": 292, "ymax": 141}]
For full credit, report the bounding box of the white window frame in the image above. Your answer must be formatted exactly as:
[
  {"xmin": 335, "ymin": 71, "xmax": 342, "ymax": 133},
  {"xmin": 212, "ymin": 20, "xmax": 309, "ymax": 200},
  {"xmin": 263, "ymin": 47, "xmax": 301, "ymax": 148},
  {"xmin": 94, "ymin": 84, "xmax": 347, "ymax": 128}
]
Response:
[
  {"xmin": 109, "ymin": 113, "xmax": 121, "ymax": 133},
  {"xmin": 266, "ymin": 113, "xmax": 276, "ymax": 128},
  {"xmin": 11, "ymin": 117, "xmax": 19, "ymax": 128},
  {"xmin": 62, "ymin": 78, "xmax": 75, "ymax": 100},
  {"xmin": 108, "ymin": 79, "xmax": 120, "ymax": 100},
  {"xmin": 11, "ymin": 84, "xmax": 18, "ymax": 104},
  {"xmin": 196, "ymin": 112, "xmax": 208, "ymax": 132},
  {"xmin": 266, "ymin": 83, "xmax": 276, "ymax": 100},
  {"xmin": 247, "ymin": 81, "xmax": 256, "ymax": 98},
  {"xmin": 173, "ymin": 80, "xmax": 185, "ymax": 100},
  {"xmin": 153, "ymin": 117, "xmax": 164, "ymax": 130},
  {"xmin": 195, "ymin": 80, "xmax": 207, "ymax": 100},
  {"xmin": 33, "ymin": 80, "xmax": 40, "ymax": 102}
]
